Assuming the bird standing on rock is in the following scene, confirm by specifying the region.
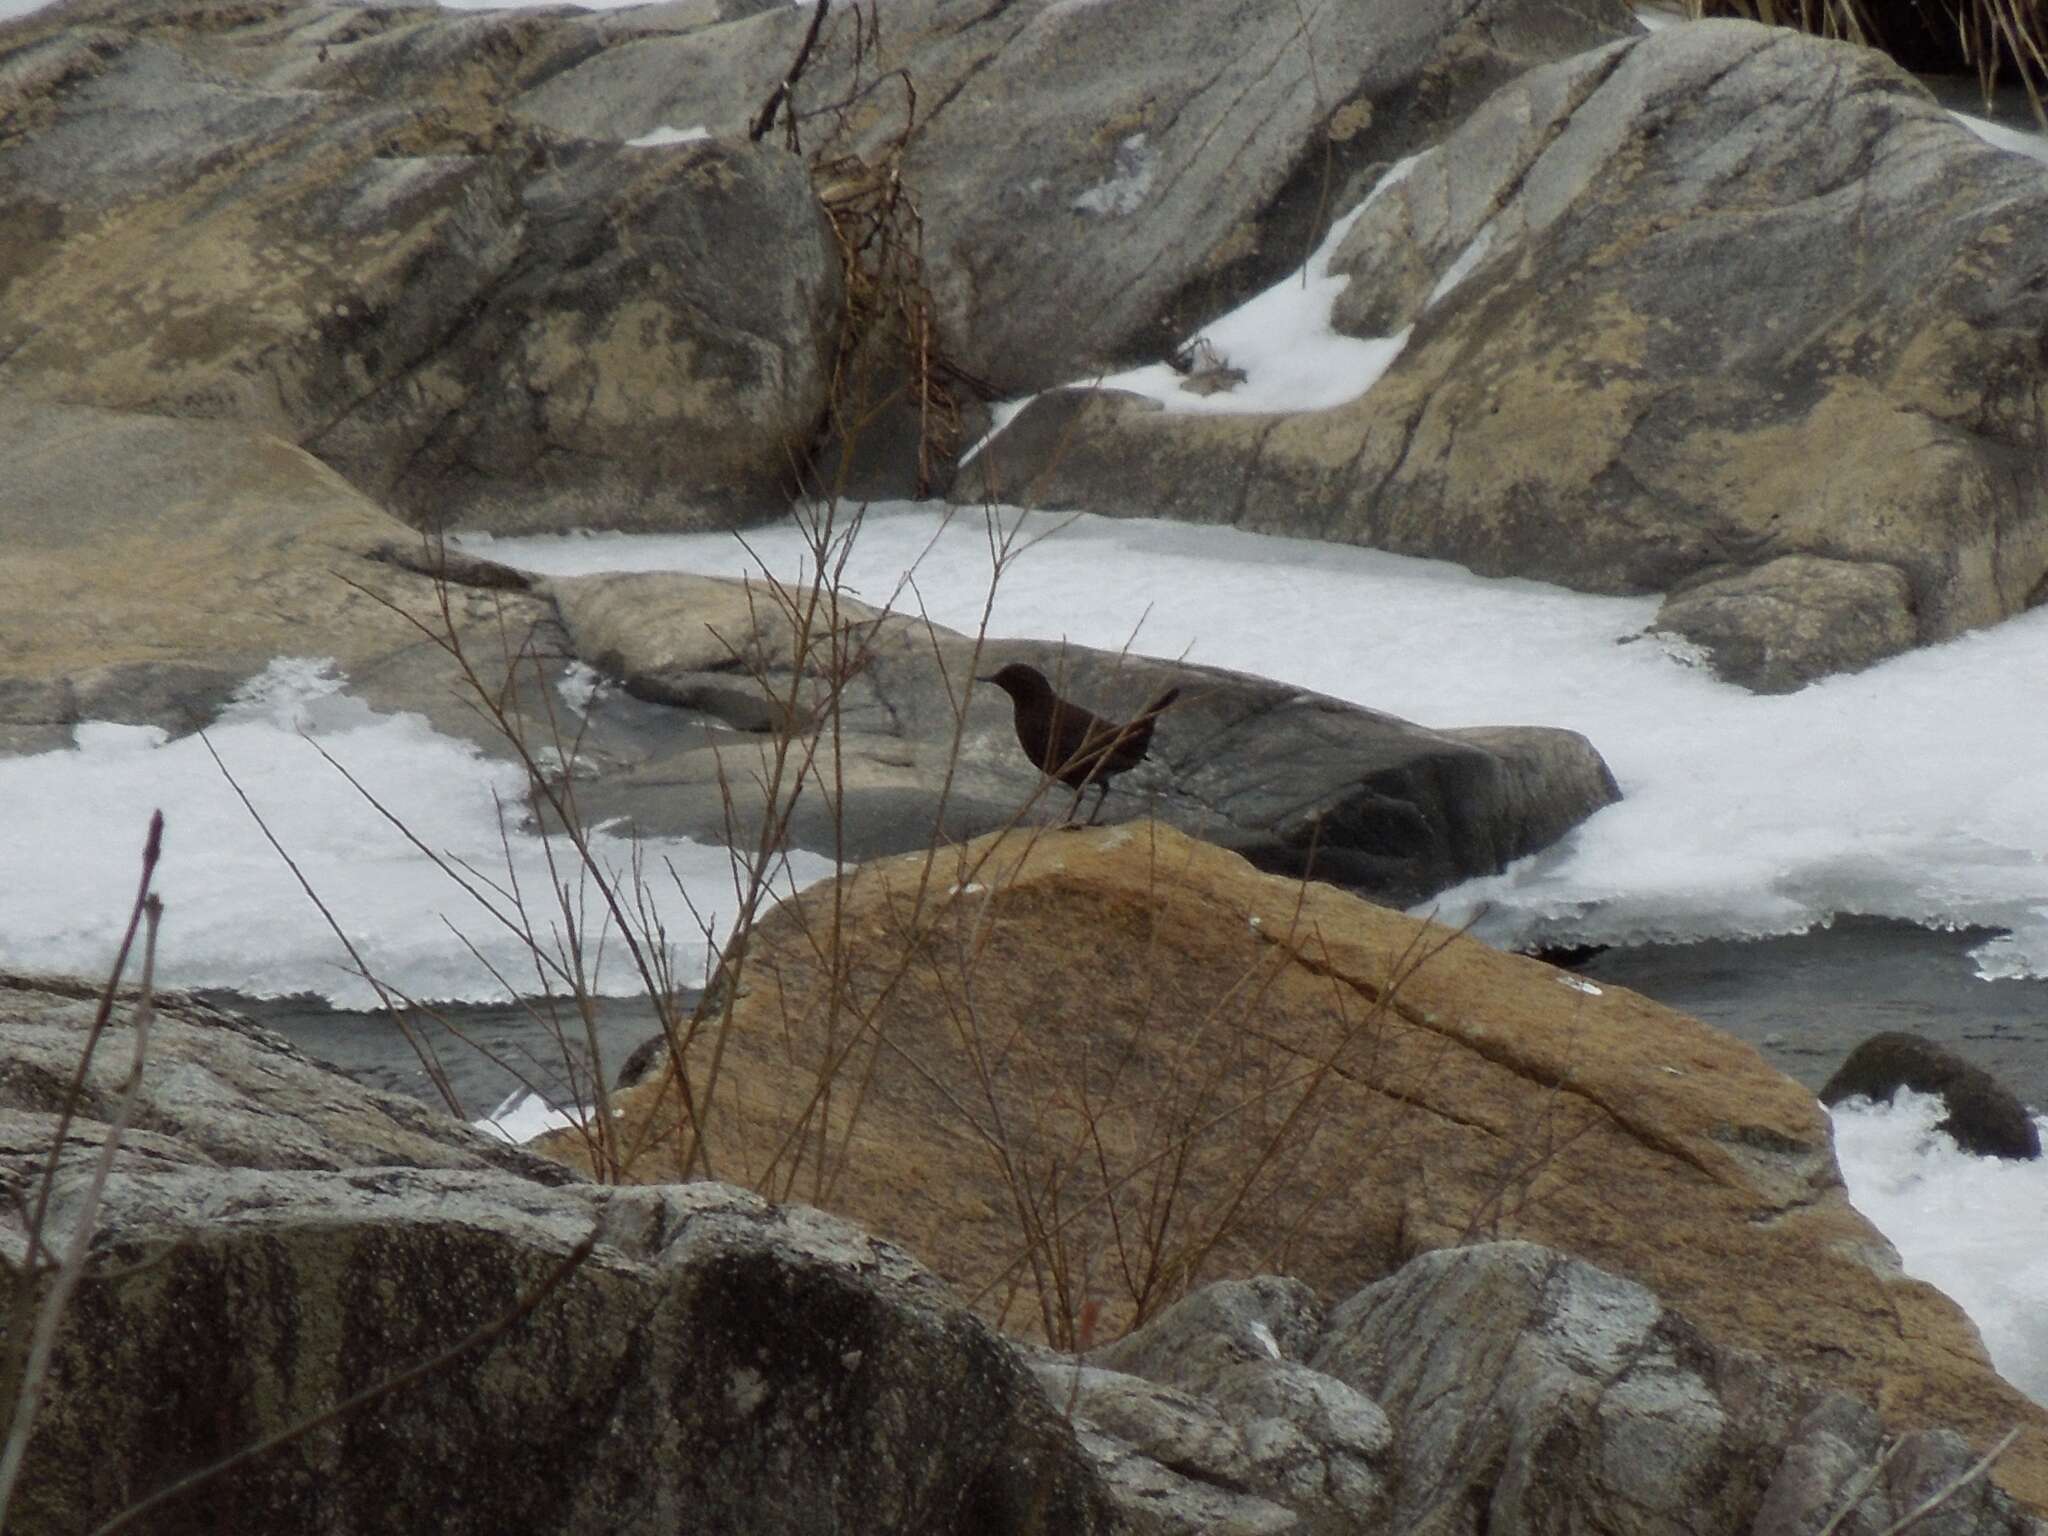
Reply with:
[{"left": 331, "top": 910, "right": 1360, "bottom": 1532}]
[{"left": 978, "top": 662, "right": 1181, "bottom": 826}]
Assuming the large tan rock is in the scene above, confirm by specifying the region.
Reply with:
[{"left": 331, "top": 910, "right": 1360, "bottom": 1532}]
[{"left": 560, "top": 820, "right": 2048, "bottom": 1511}]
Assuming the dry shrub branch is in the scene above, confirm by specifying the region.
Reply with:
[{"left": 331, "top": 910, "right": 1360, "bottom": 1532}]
[{"left": 752, "top": 0, "right": 972, "bottom": 498}]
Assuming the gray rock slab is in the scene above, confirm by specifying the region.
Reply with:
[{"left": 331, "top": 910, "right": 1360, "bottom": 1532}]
[
  {"left": 1058, "top": 1277, "right": 1393, "bottom": 1533},
  {"left": 7, "top": 1170, "right": 1114, "bottom": 1534},
  {"left": 1651, "top": 555, "right": 1918, "bottom": 694},
  {"left": 0, "top": 973, "right": 578, "bottom": 1181},
  {"left": 509, "top": 0, "right": 1638, "bottom": 394},
  {"left": 1059, "top": 1418, "right": 1299, "bottom": 1536},
  {"left": 1048, "top": 1251, "right": 2047, "bottom": 1536},
  {"left": 1309, "top": 1241, "right": 2042, "bottom": 1536},
  {"left": 1094, "top": 1275, "right": 1329, "bottom": 1389},
  {"left": 540, "top": 568, "right": 1621, "bottom": 905}
]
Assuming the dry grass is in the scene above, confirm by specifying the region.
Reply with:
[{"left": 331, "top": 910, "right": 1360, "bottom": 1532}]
[{"left": 1671, "top": 0, "right": 2048, "bottom": 125}]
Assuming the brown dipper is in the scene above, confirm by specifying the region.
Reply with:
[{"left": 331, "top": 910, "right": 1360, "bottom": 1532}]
[{"left": 978, "top": 662, "right": 1181, "bottom": 825}]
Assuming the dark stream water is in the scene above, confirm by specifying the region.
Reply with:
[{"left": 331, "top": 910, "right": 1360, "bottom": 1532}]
[
  {"left": 215, "top": 991, "right": 672, "bottom": 1123},
  {"left": 1580, "top": 917, "right": 2048, "bottom": 1113},
  {"left": 223, "top": 917, "right": 2048, "bottom": 1123}
]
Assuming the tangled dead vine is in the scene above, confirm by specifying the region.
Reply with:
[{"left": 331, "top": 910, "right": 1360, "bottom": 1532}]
[{"left": 752, "top": 0, "right": 980, "bottom": 497}]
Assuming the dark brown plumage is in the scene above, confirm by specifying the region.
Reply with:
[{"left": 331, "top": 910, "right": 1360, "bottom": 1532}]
[{"left": 978, "top": 662, "right": 1181, "bottom": 825}]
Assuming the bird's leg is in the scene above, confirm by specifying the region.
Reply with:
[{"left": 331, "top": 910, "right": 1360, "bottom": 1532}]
[
  {"left": 1062, "top": 782, "right": 1086, "bottom": 825},
  {"left": 1085, "top": 779, "right": 1110, "bottom": 826}
]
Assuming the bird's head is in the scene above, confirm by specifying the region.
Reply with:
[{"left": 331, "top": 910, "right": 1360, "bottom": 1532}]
[{"left": 976, "top": 662, "right": 1052, "bottom": 701}]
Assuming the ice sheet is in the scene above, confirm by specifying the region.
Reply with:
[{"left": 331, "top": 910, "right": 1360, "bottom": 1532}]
[{"left": 463, "top": 505, "right": 2048, "bottom": 983}]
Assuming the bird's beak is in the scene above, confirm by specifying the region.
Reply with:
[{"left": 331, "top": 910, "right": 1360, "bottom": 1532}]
[{"left": 974, "top": 673, "right": 996, "bottom": 684}]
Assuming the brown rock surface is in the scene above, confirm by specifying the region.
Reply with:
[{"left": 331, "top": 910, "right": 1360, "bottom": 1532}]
[
  {"left": 0, "top": 0, "right": 840, "bottom": 532},
  {"left": 552, "top": 820, "right": 2048, "bottom": 1511},
  {"left": 0, "top": 398, "right": 558, "bottom": 753}
]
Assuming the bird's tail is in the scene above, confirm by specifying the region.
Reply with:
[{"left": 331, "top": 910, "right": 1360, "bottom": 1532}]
[
  {"left": 1141, "top": 687, "right": 1182, "bottom": 719},
  {"left": 1118, "top": 687, "right": 1181, "bottom": 756}
]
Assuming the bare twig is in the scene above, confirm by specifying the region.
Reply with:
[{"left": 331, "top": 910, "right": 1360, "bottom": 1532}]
[
  {"left": 0, "top": 834, "right": 163, "bottom": 1526},
  {"left": 750, "top": 0, "right": 831, "bottom": 146},
  {"left": 1876, "top": 1428, "right": 2021, "bottom": 1536},
  {"left": 14, "top": 811, "right": 164, "bottom": 1274},
  {"left": 1812, "top": 1435, "right": 1908, "bottom": 1536}
]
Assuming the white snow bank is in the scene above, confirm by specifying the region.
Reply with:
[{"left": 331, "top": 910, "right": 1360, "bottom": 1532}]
[
  {"left": 473, "top": 1088, "right": 586, "bottom": 1143},
  {"left": 967, "top": 157, "right": 1420, "bottom": 461},
  {"left": 626, "top": 125, "right": 712, "bottom": 147},
  {"left": 1833, "top": 1092, "right": 2048, "bottom": 1405},
  {"left": 2, "top": 658, "right": 834, "bottom": 1008}
]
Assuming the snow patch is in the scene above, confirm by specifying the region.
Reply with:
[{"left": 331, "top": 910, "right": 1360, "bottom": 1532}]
[
  {"left": 1833, "top": 1091, "right": 2048, "bottom": 1404},
  {"left": 1071, "top": 134, "right": 1158, "bottom": 217},
  {"left": 627, "top": 124, "right": 713, "bottom": 148}
]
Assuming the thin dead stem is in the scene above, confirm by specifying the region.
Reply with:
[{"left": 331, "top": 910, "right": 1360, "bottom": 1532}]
[
  {"left": 201, "top": 732, "right": 465, "bottom": 1118},
  {"left": 0, "top": 815, "right": 165, "bottom": 1527}
]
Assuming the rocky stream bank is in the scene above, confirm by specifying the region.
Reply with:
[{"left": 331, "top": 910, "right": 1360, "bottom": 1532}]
[{"left": 10, "top": 0, "right": 2048, "bottom": 1525}]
